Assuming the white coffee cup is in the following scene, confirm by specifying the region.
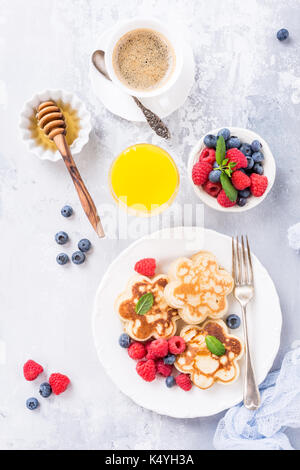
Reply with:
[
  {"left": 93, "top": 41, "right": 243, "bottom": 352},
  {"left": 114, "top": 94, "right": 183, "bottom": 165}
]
[{"left": 104, "top": 17, "right": 183, "bottom": 101}]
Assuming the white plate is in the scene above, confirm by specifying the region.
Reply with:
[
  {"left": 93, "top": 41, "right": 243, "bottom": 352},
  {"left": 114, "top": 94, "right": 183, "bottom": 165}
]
[
  {"left": 89, "top": 29, "right": 195, "bottom": 121},
  {"left": 187, "top": 127, "right": 276, "bottom": 212},
  {"left": 92, "top": 227, "right": 282, "bottom": 418}
]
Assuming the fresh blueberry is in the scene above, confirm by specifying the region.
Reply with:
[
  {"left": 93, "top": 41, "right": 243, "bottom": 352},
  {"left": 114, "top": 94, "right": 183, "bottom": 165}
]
[
  {"left": 119, "top": 333, "right": 131, "bottom": 348},
  {"left": 55, "top": 231, "right": 68, "bottom": 245},
  {"left": 277, "top": 28, "right": 289, "bottom": 41},
  {"left": 252, "top": 151, "right": 264, "bottom": 163},
  {"left": 237, "top": 197, "right": 247, "bottom": 207},
  {"left": 72, "top": 251, "right": 86, "bottom": 265},
  {"left": 61, "top": 205, "right": 73, "bottom": 218},
  {"left": 246, "top": 156, "right": 254, "bottom": 170},
  {"left": 226, "top": 136, "right": 240, "bottom": 149},
  {"left": 238, "top": 188, "right": 251, "bottom": 198},
  {"left": 239, "top": 143, "right": 252, "bottom": 156},
  {"left": 165, "top": 376, "right": 176, "bottom": 388},
  {"left": 78, "top": 238, "right": 91, "bottom": 252},
  {"left": 251, "top": 140, "right": 262, "bottom": 153},
  {"left": 253, "top": 163, "right": 264, "bottom": 175},
  {"left": 217, "top": 128, "right": 230, "bottom": 141},
  {"left": 39, "top": 382, "right": 52, "bottom": 398},
  {"left": 26, "top": 397, "right": 39, "bottom": 410},
  {"left": 213, "top": 161, "right": 219, "bottom": 169},
  {"left": 163, "top": 354, "right": 176, "bottom": 365},
  {"left": 209, "top": 169, "right": 221, "bottom": 183},
  {"left": 204, "top": 134, "right": 217, "bottom": 148},
  {"left": 226, "top": 314, "right": 241, "bottom": 329},
  {"left": 56, "top": 253, "right": 69, "bottom": 265}
]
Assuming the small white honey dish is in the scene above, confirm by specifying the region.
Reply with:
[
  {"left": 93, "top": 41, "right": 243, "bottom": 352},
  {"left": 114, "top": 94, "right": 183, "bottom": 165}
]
[{"left": 19, "top": 89, "right": 92, "bottom": 162}]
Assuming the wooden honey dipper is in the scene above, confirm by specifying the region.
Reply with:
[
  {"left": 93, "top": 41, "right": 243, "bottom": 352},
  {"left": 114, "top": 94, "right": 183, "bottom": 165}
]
[{"left": 37, "top": 101, "right": 105, "bottom": 238}]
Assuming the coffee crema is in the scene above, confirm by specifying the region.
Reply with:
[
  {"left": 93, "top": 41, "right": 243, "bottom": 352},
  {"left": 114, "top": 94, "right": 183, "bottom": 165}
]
[{"left": 112, "top": 28, "right": 175, "bottom": 91}]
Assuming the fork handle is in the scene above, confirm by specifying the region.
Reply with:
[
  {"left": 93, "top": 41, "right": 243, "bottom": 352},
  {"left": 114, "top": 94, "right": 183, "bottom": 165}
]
[{"left": 242, "top": 305, "right": 261, "bottom": 410}]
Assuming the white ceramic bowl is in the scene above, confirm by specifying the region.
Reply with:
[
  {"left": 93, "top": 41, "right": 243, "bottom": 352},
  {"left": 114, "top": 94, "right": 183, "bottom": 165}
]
[
  {"left": 187, "top": 127, "right": 276, "bottom": 212},
  {"left": 19, "top": 89, "right": 92, "bottom": 162}
]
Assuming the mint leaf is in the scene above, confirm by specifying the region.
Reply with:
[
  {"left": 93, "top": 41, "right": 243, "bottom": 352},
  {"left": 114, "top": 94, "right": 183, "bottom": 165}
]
[
  {"left": 222, "top": 158, "right": 229, "bottom": 166},
  {"left": 135, "top": 292, "right": 154, "bottom": 315},
  {"left": 205, "top": 335, "right": 226, "bottom": 356},
  {"left": 220, "top": 173, "right": 238, "bottom": 202},
  {"left": 216, "top": 136, "right": 226, "bottom": 166}
]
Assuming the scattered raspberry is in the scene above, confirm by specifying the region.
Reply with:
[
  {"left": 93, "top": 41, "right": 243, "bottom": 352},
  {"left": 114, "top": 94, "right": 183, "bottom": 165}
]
[
  {"left": 192, "top": 162, "right": 212, "bottom": 185},
  {"left": 156, "top": 359, "right": 173, "bottom": 377},
  {"left": 145, "top": 341, "right": 157, "bottom": 360},
  {"left": 148, "top": 338, "right": 169, "bottom": 358},
  {"left": 49, "top": 373, "right": 70, "bottom": 395},
  {"left": 23, "top": 360, "right": 43, "bottom": 381},
  {"left": 231, "top": 170, "right": 251, "bottom": 190},
  {"left": 226, "top": 148, "right": 247, "bottom": 170},
  {"left": 128, "top": 342, "right": 146, "bottom": 360},
  {"left": 168, "top": 336, "right": 186, "bottom": 355},
  {"left": 175, "top": 373, "right": 192, "bottom": 391},
  {"left": 250, "top": 174, "right": 268, "bottom": 197},
  {"left": 136, "top": 359, "right": 156, "bottom": 382},
  {"left": 134, "top": 258, "right": 156, "bottom": 277},
  {"left": 202, "top": 180, "right": 222, "bottom": 198},
  {"left": 199, "top": 147, "right": 216, "bottom": 165},
  {"left": 217, "top": 189, "right": 237, "bottom": 208}
]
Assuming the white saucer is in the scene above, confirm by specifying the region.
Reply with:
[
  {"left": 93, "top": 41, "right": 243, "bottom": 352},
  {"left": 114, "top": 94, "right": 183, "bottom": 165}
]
[{"left": 89, "top": 30, "right": 195, "bottom": 122}]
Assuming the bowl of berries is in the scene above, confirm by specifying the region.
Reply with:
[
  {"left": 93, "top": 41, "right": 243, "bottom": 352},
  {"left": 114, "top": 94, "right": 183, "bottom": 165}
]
[{"left": 188, "top": 127, "right": 276, "bottom": 212}]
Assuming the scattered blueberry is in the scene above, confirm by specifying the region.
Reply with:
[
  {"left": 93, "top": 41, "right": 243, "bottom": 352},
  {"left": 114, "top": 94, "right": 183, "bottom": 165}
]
[
  {"left": 277, "top": 28, "right": 289, "bottom": 41},
  {"left": 246, "top": 156, "right": 254, "bottom": 170},
  {"left": 253, "top": 163, "right": 264, "bottom": 175},
  {"left": 119, "top": 333, "right": 131, "bottom": 348},
  {"left": 55, "top": 231, "right": 68, "bottom": 245},
  {"left": 226, "top": 314, "right": 241, "bottom": 329},
  {"left": 72, "top": 251, "right": 86, "bottom": 265},
  {"left": 251, "top": 140, "right": 262, "bottom": 153},
  {"left": 209, "top": 169, "right": 221, "bottom": 183},
  {"left": 237, "top": 197, "right": 247, "bottom": 207},
  {"left": 238, "top": 188, "right": 251, "bottom": 198},
  {"left": 165, "top": 376, "right": 176, "bottom": 388},
  {"left": 56, "top": 253, "right": 69, "bottom": 265},
  {"left": 39, "top": 382, "right": 52, "bottom": 398},
  {"left": 26, "top": 397, "right": 39, "bottom": 410},
  {"left": 226, "top": 136, "right": 241, "bottom": 149},
  {"left": 204, "top": 134, "right": 217, "bottom": 148},
  {"left": 239, "top": 143, "right": 252, "bottom": 156},
  {"left": 61, "top": 205, "right": 73, "bottom": 218},
  {"left": 78, "top": 239, "right": 91, "bottom": 252},
  {"left": 252, "top": 151, "right": 264, "bottom": 163},
  {"left": 163, "top": 354, "right": 176, "bottom": 365},
  {"left": 217, "top": 128, "right": 230, "bottom": 141}
]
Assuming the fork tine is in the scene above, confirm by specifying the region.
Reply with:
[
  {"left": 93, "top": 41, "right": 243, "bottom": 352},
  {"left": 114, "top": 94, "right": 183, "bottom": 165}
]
[
  {"left": 232, "top": 237, "right": 237, "bottom": 283},
  {"left": 246, "top": 235, "right": 253, "bottom": 284},
  {"left": 236, "top": 236, "right": 242, "bottom": 285},
  {"left": 241, "top": 235, "right": 249, "bottom": 284}
]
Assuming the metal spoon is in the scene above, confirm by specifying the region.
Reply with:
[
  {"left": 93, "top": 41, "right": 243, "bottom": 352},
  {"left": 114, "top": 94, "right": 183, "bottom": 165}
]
[{"left": 91, "top": 50, "right": 171, "bottom": 140}]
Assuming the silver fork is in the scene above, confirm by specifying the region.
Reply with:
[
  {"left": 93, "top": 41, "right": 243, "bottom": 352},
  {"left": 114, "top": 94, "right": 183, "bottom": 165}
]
[{"left": 232, "top": 235, "right": 260, "bottom": 410}]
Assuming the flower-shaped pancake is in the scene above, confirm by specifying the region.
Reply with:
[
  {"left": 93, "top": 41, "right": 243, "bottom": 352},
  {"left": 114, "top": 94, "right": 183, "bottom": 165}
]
[
  {"left": 116, "top": 274, "right": 180, "bottom": 341},
  {"left": 175, "top": 320, "right": 244, "bottom": 389},
  {"left": 164, "top": 251, "right": 234, "bottom": 324}
]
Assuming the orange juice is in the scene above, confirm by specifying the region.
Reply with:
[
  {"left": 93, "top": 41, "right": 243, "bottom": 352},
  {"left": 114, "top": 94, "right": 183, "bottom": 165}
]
[{"left": 110, "top": 144, "right": 179, "bottom": 215}]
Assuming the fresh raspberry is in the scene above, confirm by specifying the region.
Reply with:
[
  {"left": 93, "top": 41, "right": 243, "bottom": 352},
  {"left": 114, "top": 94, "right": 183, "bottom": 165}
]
[
  {"left": 250, "top": 174, "right": 268, "bottom": 197},
  {"left": 156, "top": 359, "right": 173, "bottom": 377},
  {"left": 49, "top": 373, "right": 70, "bottom": 395},
  {"left": 145, "top": 341, "right": 157, "bottom": 360},
  {"left": 202, "top": 181, "right": 222, "bottom": 198},
  {"left": 168, "top": 336, "right": 186, "bottom": 354},
  {"left": 175, "top": 373, "right": 192, "bottom": 391},
  {"left": 23, "top": 360, "right": 43, "bottom": 381},
  {"left": 128, "top": 342, "right": 146, "bottom": 360},
  {"left": 136, "top": 359, "right": 156, "bottom": 382},
  {"left": 226, "top": 148, "right": 247, "bottom": 170},
  {"left": 192, "top": 162, "right": 212, "bottom": 185},
  {"left": 231, "top": 170, "right": 251, "bottom": 190},
  {"left": 199, "top": 147, "right": 216, "bottom": 165},
  {"left": 217, "top": 189, "right": 237, "bottom": 208},
  {"left": 148, "top": 338, "right": 169, "bottom": 358},
  {"left": 134, "top": 258, "right": 156, "bottom": 277}
]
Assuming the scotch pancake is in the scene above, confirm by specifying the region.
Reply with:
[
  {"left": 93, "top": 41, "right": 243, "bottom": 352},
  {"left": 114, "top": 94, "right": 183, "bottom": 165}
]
[
  {"left": 164, "top": 251, "right": 234, "bottom": 324},
  {"left": 175, "top": 320, "right": 244, "bottom": 389},
  {"left": 116, "top": 274, "right": 180, "bottom": 341}
]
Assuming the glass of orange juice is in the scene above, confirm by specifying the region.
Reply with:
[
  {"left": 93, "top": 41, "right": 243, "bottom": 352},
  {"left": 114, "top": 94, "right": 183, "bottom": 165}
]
[{"left": 109, "top": 143, "right": 179, "bottom": 216}]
